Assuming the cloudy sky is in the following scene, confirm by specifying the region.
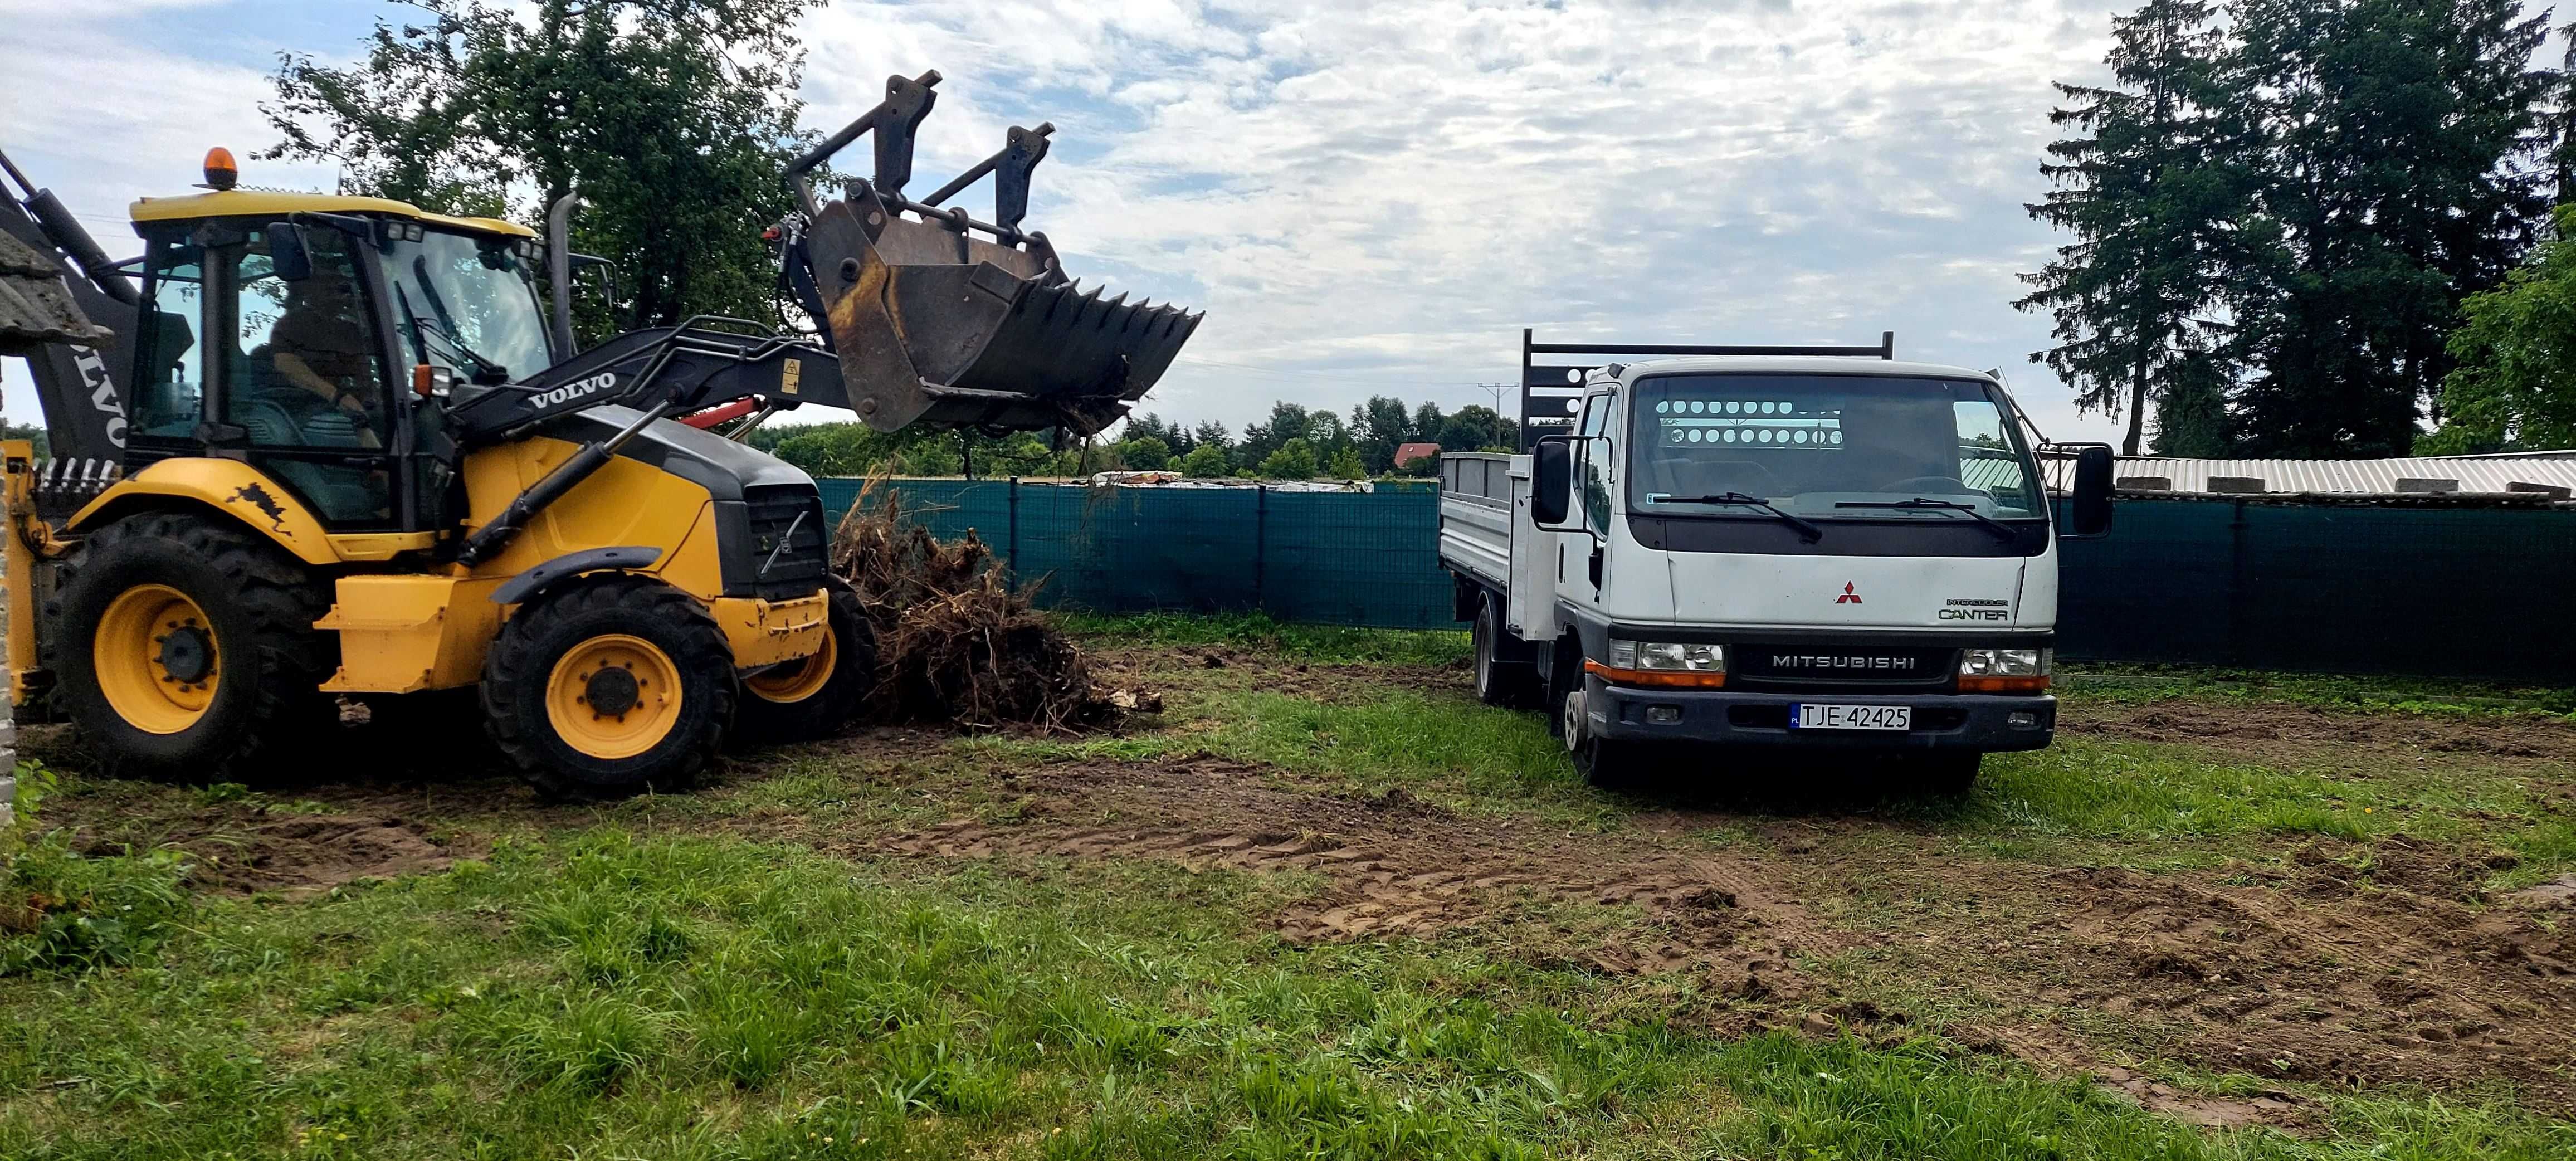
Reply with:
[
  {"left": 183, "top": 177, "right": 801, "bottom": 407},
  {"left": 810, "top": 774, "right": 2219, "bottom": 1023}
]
[{"left": 1, "top": 0, "right": 2141, "bottom": 445}]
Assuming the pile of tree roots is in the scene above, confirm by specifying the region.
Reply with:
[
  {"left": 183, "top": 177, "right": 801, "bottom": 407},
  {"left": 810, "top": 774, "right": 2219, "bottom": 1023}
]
[{"left": 830, "top": 491, "right": 1144, "bottom": 732}]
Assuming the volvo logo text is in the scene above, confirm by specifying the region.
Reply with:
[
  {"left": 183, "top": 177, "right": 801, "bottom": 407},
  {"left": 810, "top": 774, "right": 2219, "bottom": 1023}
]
[{"left": 532, "top": 371, "right": 617, "bottom": 409}]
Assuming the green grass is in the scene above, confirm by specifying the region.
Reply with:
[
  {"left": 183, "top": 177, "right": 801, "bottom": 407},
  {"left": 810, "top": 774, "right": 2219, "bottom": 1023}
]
[
  {"left": 2061, "top": 665, "right": 2576, "bottom": 719},
  {"left": 1060, "top": 611, "right": 1473, "bottom": 666},
  {"left": 6, "top": 830, "right": 2570, "bottom": 1160},
  {"left": 980, "top": 661, "right": 2576, "bottom": 880},
  {"left": 9, "top": 621, "right": 2575, "bottom": 1157}
]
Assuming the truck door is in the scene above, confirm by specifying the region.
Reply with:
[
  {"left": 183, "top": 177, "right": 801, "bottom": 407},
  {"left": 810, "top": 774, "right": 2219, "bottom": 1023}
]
[{"left": 1565, "top": 390, "right": 1612, "bottom": 605}]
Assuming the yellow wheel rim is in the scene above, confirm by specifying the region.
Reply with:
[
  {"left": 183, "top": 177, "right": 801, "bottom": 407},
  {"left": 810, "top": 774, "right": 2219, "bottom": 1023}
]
[
  {"left": 743, "top": 628, "right": 837, "bottom": 705},
  {"left": 545, "top": 635, "right": 684, "bottom": 760},
  {"left": 93, "top": 583, "right": 221, "bottom": 735}
]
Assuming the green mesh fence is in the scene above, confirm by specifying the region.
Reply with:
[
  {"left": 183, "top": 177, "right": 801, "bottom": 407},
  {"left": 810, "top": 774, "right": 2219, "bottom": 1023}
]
[{"left": 820, "top": 479, "right": 2576, "bottom": 681}]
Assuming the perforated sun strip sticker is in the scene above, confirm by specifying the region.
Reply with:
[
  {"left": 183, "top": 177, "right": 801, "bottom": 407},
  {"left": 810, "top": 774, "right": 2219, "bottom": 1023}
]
[{"left": 1654, "top": 398, "right": 1844, "bottom": 449}]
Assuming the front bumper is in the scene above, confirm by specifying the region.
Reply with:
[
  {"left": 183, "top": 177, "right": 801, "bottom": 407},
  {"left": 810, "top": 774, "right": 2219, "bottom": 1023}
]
[{"left": 1588, "top": 681, "right": 2056, "bottom": 751}]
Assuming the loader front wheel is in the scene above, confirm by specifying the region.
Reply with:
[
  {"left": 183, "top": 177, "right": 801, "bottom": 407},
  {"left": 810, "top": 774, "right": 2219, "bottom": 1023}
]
[
  {"left": 48, "top": 511, "right": 336, "bottom": 780},
  {"left": 483, "top": 577, "right": 732, "bottom": 799},
  {"left": 732, "top": 579, "right": 876, "bottom": 745}
]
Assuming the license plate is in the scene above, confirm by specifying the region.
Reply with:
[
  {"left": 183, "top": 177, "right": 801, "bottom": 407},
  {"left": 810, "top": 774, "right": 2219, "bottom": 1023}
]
[{"left": 1790, "top": 703, "right": 1912, "bottom": 731}]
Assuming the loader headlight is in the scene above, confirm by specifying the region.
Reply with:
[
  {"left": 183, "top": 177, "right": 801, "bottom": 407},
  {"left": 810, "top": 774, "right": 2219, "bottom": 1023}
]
[
  {"left": 1958, "top": 648, "right": 2050, "bottom": 692},
  {"left": 1592, "top": 640, "right": 1725, "bottom": 688}
]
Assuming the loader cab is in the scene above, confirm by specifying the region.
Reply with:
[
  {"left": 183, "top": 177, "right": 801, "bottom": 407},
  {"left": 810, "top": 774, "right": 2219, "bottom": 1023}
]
[{"left": 125, "top": 189, "right": 550, "bottom": 536}]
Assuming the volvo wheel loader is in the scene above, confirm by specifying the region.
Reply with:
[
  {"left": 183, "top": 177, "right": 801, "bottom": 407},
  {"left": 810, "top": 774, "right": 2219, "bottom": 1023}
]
[{"left": 0, "top": 70, "right": 1201, "bottom": 797}]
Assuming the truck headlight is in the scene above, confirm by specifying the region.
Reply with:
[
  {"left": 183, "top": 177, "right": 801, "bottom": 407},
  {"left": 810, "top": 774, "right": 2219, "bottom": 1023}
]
[
  {"left": 1593, "top": 641, "right": 1725, "bottom": 687},
  {"left": 1958, "top": 647, "right": 2050, "bottom": 692}
]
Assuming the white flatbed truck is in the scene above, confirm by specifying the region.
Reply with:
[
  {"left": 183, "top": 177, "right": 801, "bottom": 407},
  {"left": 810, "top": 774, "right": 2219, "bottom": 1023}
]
[{"left": 1438, "top": 335, "right": 2113, "bottom": 789}]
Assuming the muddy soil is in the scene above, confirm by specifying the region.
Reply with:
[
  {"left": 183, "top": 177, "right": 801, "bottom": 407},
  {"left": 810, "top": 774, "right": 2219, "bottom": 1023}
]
[
  {"left": 2062, "top": 697, "right": 2576, "bottom": 775},
  {"left": 74, "top": 808, "right": 456, "bottom": 897},
  {"left": 861, "top": 754, "right": 2576, "bottom": 1120}
]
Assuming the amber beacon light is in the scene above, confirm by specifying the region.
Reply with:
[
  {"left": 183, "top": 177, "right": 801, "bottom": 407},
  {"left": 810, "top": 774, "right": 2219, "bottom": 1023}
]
[{"left": 201, "top": 147, "right": 237, "bottom": 191}]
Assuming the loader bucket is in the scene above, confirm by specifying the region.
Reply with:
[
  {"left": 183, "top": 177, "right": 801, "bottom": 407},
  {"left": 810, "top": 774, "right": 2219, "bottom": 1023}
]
[{"left": 803, "top": 196, "right": 1202, "bottom": 436}]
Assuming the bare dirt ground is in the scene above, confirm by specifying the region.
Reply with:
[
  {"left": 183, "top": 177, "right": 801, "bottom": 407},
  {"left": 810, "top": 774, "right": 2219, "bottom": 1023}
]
[
  {"left": 29, "top": 659, "right": 2576, "bottom": 1128},
  {"left": 847, "top": 747, "right": 2576, "bottom": 1124},
  {"left": 2062, "top": 696, "right": 2576, "bottom": 773},
  {"left": 74, "top": 807, "right": 457, "bottom": 897}
]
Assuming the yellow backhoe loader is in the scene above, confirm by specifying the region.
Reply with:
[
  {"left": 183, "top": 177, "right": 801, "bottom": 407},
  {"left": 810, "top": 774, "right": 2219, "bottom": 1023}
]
[{"left": 0, "top": 71, "right": 1201, "bottom": 797}]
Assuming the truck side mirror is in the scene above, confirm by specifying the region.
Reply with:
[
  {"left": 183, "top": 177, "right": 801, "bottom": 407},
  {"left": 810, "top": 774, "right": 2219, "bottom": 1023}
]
[
  {"left": 1531, "top": 436, "right": 1574, "bottom": 527},
  {"left": 264, "top": 221, "right": 312, "bottom": 281},
  {"left": 2065, "top": 444, "right": 2114, "bottom": 538}
]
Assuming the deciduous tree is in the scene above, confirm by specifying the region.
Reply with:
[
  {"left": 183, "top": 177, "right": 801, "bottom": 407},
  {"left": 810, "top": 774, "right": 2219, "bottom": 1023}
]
[{"left": 264, "top": 0, "right": 822, "bottom": 339}]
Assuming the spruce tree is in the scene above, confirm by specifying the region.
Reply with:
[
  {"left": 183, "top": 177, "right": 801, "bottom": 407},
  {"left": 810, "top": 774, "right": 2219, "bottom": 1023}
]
[
  {"left": 2019, "top": 0, "right": 2247, "bottom": 455},
  {"left": 2224, "top": 0, "right": 2555, "bottom": 455}
]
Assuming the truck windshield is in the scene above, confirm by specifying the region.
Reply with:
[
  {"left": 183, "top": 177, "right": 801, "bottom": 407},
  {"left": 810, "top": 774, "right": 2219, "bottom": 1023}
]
[
  {"left": 1627, "top": 374, "right": 2045, "bottom": 520},
  {"left": 376, "top": 228, "right": 551, "bottom": 383}
]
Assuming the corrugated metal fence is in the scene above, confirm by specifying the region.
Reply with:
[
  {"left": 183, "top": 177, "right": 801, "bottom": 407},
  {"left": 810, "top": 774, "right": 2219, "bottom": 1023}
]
[{"left": 820, "top": 479, "right": 2576, "bottom": 683}]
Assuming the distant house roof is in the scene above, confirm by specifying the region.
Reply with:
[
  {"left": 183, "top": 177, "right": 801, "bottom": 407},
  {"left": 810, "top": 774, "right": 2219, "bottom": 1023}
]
[
  {"left": 1393, "top": 442, "right": 1441, "bottom": 467},
  {"left": 0, "top": 231, "right": 113, "bottom": 350},
  {"left": 2107, "top": 452, "right": 2576, "bottom": 498}
]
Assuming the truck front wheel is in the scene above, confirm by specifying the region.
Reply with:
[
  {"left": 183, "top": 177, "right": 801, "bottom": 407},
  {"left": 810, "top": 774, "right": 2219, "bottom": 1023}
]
[
  {"left": 1909, "top": 751, "right": 1982, "bottom": 796},
  {"left": 1559, "top": 680, "right": 1645, "bottom": 788}
]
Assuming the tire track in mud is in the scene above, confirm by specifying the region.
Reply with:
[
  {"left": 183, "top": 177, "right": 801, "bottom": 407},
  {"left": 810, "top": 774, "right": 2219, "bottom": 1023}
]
[
  {"left": 858, "top": 754, "right": 2576, "bottom": 1115},
  {"left": 883, "top": 760, "right": 1835, "bottom": 985}
]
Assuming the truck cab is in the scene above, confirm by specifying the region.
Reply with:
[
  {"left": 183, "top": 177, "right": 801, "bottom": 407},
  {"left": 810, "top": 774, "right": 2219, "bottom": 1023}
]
[{"left": 1441, "top": 343, "right": 2112, "bottom": 789}]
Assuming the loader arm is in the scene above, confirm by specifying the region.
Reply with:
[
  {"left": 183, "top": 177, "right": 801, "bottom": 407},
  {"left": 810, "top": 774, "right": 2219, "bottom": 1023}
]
[
  {"left": 0, "top": 148, "right": 139, "bottom": 476},
  {"left": 445, "top": 321, "right": 838, "bottom": 450}
]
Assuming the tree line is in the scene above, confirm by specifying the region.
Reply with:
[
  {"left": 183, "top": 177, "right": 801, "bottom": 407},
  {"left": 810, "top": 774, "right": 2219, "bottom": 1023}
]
[
  {"left": 2022, "top": 0, "right": 2576, "bottom": 456},
  {"left": 749, "top": 397, "right": 1519, "bottom": 480}
]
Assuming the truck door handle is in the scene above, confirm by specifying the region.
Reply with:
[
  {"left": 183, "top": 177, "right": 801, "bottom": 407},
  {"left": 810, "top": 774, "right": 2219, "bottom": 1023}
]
[{"left": 1587, "top": 542, "right": 1603, "bottom": 589}]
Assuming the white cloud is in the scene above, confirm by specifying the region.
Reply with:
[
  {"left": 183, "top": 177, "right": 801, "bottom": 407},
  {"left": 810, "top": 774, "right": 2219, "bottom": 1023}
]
[
  {"left": 791, "top": 0, "right": 2128, "bottom": 441},
  {"left": 4, "top": 0, "right": 2138, "bottom": 445}
]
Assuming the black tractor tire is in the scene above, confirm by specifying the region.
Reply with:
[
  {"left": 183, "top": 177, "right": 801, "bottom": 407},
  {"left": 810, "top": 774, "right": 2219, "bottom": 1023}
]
[
  {"left": 480, "top": 575, "right": 734, "bottom": 801},
  {"left": 731, "top": 578, "right": 877, "bottom": 745},
  {"left": 1472, "top": 596, "right": 1541, "bottom": 709},
  {"left": 46, "top": 510, "right": 337, "bottom": 781}
]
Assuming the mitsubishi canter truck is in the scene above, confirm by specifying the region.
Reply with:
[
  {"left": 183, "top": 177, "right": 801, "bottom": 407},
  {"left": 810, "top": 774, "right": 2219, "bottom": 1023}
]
[{"left": 1438, "top": 333, "right": 2114, "bottom": 790}]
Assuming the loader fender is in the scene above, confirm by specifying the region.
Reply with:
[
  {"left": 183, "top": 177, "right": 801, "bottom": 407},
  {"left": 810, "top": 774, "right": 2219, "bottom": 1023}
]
[
  {"left": 490, "top": 546, "right": 665, "bottom": 606},
  {"left": 68, "top": 461, "right": 338, "bottom": 567}
]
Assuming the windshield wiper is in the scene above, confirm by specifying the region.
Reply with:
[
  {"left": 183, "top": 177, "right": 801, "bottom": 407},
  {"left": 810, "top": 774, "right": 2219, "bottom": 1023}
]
[
  {"left": 404, "top": 261, "right": 511, "bottom": 384},
  {"left": 1647, "top": 491, "right": 1823, "bottom": 543},
  {"left": 1834, "top": 497, "right": 2019, "bottom": 542}
]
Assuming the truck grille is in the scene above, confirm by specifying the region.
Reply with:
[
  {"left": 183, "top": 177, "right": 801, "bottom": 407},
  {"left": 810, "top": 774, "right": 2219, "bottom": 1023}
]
[
  {"left": 1729, "top": 645, "right": 1955, "bottom": 692},
  {"left": 744, "top": 485, "right": 831, "bottom": 600}
]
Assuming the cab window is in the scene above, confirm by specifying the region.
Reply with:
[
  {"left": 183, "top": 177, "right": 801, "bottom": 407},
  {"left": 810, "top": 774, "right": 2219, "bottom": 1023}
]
[
  {"left": 224, "top": 228, "right": 387, "bottom": 452},
  {"left": 133, "top": 234, "right": 205, "bottom": 441},
  {"left": 217, "top": 223, "right": 396, "bottom": 526},
  {"left": 1577, "top": 389, "right": 1614, "bottom": 533}
]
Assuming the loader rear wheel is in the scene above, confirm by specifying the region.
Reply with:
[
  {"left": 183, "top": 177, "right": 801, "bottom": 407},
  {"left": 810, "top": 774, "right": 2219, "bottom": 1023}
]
[
  {"left": 482, "top": 576, "right": 732, "bottom": 800},
  {"left": 733, "top": 579, "right": 876, "bottom": 745},
  {"left": 48, "top": 511, "right": 335, "bottom": 780}
]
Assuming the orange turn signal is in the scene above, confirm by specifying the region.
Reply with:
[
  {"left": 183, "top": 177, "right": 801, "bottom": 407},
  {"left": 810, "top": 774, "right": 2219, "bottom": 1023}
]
[
  {"left": 1584, "top": 660, "right": 1725, "bottom": 689},
  {"left": 413, "top": 363, "right": 435, "bottom": 398},
  {"left": 202, "top": 147, "right": 238, "bottom": 191},
  {"left": 1958, "top": 674, "right": 2050, "bottom": 694}
]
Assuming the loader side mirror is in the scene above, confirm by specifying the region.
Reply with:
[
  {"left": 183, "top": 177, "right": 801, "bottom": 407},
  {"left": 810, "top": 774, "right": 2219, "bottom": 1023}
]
[
  {"left": 264, "top": 221, "right": 312, "bottom": 281},
  {"left": 2062, "top": 444, "right": 2115, "bottom": 539},
  {"left": 1531, "top": 436, "right": 1575, "bottom": 528}
]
